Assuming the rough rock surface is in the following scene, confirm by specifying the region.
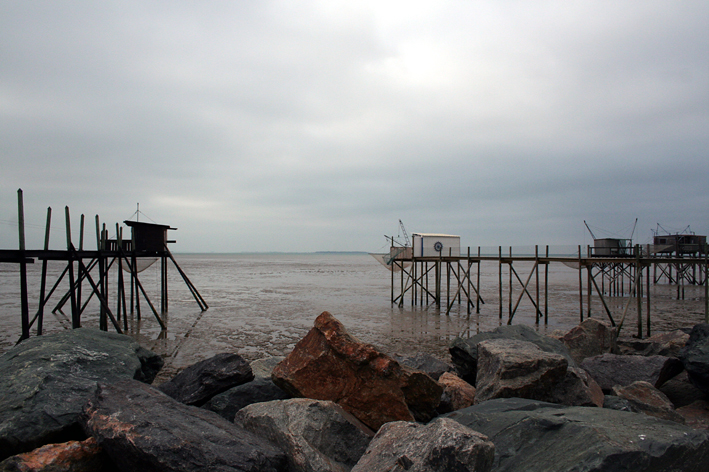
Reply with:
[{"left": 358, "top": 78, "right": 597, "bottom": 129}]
[
  {"left": 446, "top": 397, "right": 709, "bottom": 472},
  {"left": 0, "top": 437, "right": 111, "bottom": 472},
  {"left": 437, "top": 372, "right": 476, "bottom": 413},
  {"left": 251, "top": 356, "right": 286, "bottom": 379},
  {"left": 613, "top": 380, "right": 684, "bottom": 423},
  {"left": 618, "top": 330, "right": 689, "bottom": 357},
  {"left": 394, "top": 352, "right": 455, "bottom": 380},
  {"left": 677, "top": 400, "right": 709, "bottom": 430},
  {"left": 543, "top": 366, "right": 604, "bottom": 407},
  {"left": 679, "top": 323, "right": 709, "bottom": 394},
  {"left": 204, "top": 377, "right": 291, "bottom": 422},
  {"left": 351, "top": 418, "right": 494, "bottom": 472},
  {"left": 0, "top": 328, "right": 163, "bottom": 460},
  {"left": 659, "top": 370, "right": 709, "bottom": 408},
  {"left": 474, "top": 339, "right": 568, "bottom": 404},
  {"left": 81, "top": 379, "right": 287, "bottom": 472},
  {"left": 157, "top": 352, "right": 253, "bottom": 406},
  {"left": 271, "top": 312, "right": 442, "bottom": 430},
  {"left": 560, "top": 318, "right": 617, "bottom": 363},
  {"left": 236, "top": 398, "right": 373, "bottom": 472},
  {"left": 449, "top": 324, "right": 576, "bottom": 384},
  {"left": 580, "top": 353, "right": 684, "bottom": 392}
]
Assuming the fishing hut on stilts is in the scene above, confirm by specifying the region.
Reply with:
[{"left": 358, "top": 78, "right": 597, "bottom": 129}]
[
  {"left": 373, "top": 219, "right": 708, "bottom": 340},
  {"left": 0, "top": 189, "right": 207, "bottom": 343}
]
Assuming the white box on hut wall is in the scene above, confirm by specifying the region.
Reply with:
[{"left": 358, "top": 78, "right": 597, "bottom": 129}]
[{"left": 412, "top": 233, "right": 460, "bottom": 258}]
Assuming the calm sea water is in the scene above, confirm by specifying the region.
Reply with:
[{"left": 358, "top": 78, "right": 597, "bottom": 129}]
[{"left": 1, "top": 252, "right": 706, "bottom": 379}]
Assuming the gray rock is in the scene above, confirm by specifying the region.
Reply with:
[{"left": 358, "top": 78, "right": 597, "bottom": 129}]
[
  {"left": 450, "top": 324, "right": 576, "bottom": 384},
  {"left": 679, "top": 323, "right": 709, "bottom": 394},
  {"left": 543, "top": 366, "right": 604, "bottom": 407},
  {"left": 613, "top": 380, "right": 685, "bottom": 424},
  {"left": 251, "top": 356, "right": 286, "bottom": 379},
  {"left": 82, "top": 379, "right": 287, "bottom": 472},
  {"left": 446, "top": 397, "right": 709, "bottom": 472},
  {"left": 0, "top": 329, "right": 163, "bottom": 460},
  {"left": 203, "top": 377, "right": 291, "bottom": 422},
  {"left": 157, "top": 352, "right": 253, "bottom": 406},
  {"left": 604, "top": 395, "right": 643, "bottom": 413},
  {"left": 351, "top": 418, "right": 494, "bottom": 472},
  {"left": 618, "top": 330, "right": 689, "bottom": 357},
  {"left": 475, "top": 339, "right": 568, "bottom": 404},
  {"left": 236, "top": 398, "right": 373, "bottom": 472},
  {"left": 560, "top": 318, "right": 617, "bottom": 364},
  {"left": 394, "top": 352, "right": 455, "bottom": 380},
  {"left": 581, "top": 353, "right": 684, "bottom": 392}
]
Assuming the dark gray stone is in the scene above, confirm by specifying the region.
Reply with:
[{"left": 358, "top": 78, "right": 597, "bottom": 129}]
[
  {"left": 679, "top": 323, "right": 709, "bottom": 394},
  {"left": 604, "top": 395, "right": 643, "bottom": 413},
  {"left": 580, "top": 353, "right": 684, "bottom": 392},
  {"left": 446, "top": 397, "right": 709, "bottom": 472},
  {"left": 475, "top": 339, "right": 568, "bottom": 404},
  {"left": 394, "top": 352, "right": 455, "bottom": 380},
  {"left": 0, "top": 329, "right": 163, "bottom": 460},
  {"left": 203, "top": 377, "right": 291, "bottom": 422},
  {"left": 449, "top": 324, "right": 576, "bottom": 384},
  {"left": 82, "top": 379, "right": 287, "bottom": 472},
  {"left": 157, "top": 352, "right": 253, "bottom": 406},
  {"left": 236, "top": 398, "right": 373, "bottom": 472},
  {"left": 351, "top": 418, "right": 494, "bottom": 472}
]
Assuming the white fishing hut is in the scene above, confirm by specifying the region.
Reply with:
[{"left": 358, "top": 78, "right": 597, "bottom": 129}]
[{"left": 411, "top": 233, "right": 460, "bottom": 258}]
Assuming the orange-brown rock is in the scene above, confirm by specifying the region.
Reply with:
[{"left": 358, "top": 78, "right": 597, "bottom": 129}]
[
  {"left": 613, "top": 380, "right": 684, "bottom": 423},
  {"left": 0, "top": 437, "right": 109, "bottom": 472},
  {"left": 271, "top": 312, "right": 442, "bottom": 430},
  {"left": 438, "top": 372, "right": 476, "bottom": 412}
]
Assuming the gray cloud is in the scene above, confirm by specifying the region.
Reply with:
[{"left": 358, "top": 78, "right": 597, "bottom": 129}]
[{"left": 2, "top": 1, "right": 708, "bottom": 252}]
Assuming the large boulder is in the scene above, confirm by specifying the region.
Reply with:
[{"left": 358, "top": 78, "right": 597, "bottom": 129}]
[
  {"left": 81, "top": 379, "right": 287, "bottom": 472},
  {"left": 203, "top": 377, "right": 291, "bottom": 422},
  {"left": 236, "top": 398, "right": 373, "bottom": 472},
  {"left": 437, "top": 372, "right": 476, "bottom": 413},
  {"left": 157, "top": 352, "right": 253, "bottom": 406},
  {"left": 271, "top": 312, "right": 442, "bottom": 430},
  {"left": 679, "top": 324, "right": 709, "bottom": 394},
  {"left": 394, "top": 352, "right": 455, "bottom": 381},
  {"left": 0, "top": 329, "right": 163, "bottom": 460},
  {"left": 0, "top": 437, "right": 111, "bottom": 472},
  {"left": 446, "top": 397, "right": 709, "bottom": 472},
  {"left": 474, "top": 339, "right": 568, "bottom": 404},
  {"left": 560, "top": 318, "right": 617, "bottom": 363},
  {"left": 251, "top": 356, "right": 286, "bottom": 379},
  {"left": 612, "top": 381, "right": 684, "bottom": 423},
  {"left": 618, "top": 330, "right": 689, "bottom": 357},
  {"left": 545, "top": 367, "right": 604, "bottom": 408},
  {"left": 351, "top": 418, "right": 494, "bottom": 472},
  {"left": 677, "top": 400, "right": 709, "bottom": 430},
  {"left": 449, "top": 324, "right": 576, "bottom": 384},
  {"left": 580, "top": 353, "right": 684, "bottom": 392}
]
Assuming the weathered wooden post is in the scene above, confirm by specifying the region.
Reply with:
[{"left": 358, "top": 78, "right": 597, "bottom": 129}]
[
  {"left": 18, "top": 189, "right": 30, "bottom": 340},
  {"left": 37, "top": 207, "right": 52, "bottom": 335}
]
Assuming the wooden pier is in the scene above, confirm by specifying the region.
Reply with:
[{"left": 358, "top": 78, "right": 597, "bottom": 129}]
[
  {"left": 1, "top": 190, "right": 207, "bottom": 343},
  {"left": 390, "top": 244, "right": 709, "bottom": 339}
]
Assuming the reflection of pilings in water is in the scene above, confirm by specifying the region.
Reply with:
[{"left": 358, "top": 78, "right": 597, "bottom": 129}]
[{"left": 389, "top": 244, "right": 709, "bottom": 339}]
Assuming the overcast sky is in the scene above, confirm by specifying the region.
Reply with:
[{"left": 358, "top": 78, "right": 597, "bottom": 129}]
[{"left": 1, "top": 1, "right": 707, "bottom": 253}]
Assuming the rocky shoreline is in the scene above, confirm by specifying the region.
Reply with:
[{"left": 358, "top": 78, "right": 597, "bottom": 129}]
[{"left": 1, "top": 313, "right": 708, "bottom": 471}]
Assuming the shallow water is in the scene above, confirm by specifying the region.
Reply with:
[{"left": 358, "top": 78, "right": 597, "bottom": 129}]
[{"left": 1, "top": 253, "right": 706, "bottom": 381}]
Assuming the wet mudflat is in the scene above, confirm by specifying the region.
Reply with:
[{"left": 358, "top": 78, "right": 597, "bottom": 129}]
[{"left": 1, "top": 253, "right": 706, "bottom": 383}]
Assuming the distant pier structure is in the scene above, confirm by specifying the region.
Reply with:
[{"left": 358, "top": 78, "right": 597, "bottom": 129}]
[
  {"left": 375, "top": 221, "right": 708, "bottom": 339},
  {"left": 0, "top": 189, "right": 207, "bottom": 342}
]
